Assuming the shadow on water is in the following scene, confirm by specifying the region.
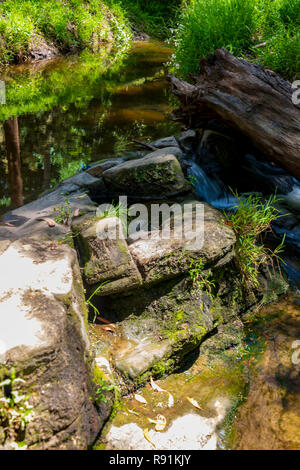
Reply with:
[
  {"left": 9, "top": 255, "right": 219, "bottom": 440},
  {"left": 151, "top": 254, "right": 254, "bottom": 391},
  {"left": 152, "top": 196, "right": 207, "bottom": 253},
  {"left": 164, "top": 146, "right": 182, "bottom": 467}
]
[{"left": 0, "top": 40, "right": 179, "bottom": 212}]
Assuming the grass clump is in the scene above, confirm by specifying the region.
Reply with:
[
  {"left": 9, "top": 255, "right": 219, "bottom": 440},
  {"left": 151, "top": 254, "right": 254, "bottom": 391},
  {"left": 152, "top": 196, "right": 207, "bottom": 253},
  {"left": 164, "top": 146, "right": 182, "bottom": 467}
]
[
  {"left": 171, "top": 0, "right": 300, "bottom": 80},
  {"left": 189, "top": 258, "right": 215, "bottom": 298},
  {"left": 223, "top": 192, "right": 285, "bottom": 290},
  {"left": 118, "top": 0, "right": 181, "bottom": 38}
]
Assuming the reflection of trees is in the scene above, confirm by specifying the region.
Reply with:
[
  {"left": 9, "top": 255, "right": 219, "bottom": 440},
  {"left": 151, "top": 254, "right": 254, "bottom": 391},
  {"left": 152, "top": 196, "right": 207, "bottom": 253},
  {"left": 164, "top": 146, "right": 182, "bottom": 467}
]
[{"left": 3, "top": 117, "right": 23, "bottom": 209}]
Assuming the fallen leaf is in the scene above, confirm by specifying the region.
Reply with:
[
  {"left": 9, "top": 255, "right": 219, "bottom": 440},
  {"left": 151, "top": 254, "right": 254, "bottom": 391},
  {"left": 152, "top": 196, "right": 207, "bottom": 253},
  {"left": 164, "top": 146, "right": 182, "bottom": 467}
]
[
  {"left": 3, "top": 222, "right": 15, "bottom": 227},
  {"left": 38, "top": 217, "right": 56, "bottom": 227},
  {"left": 148, "top": 414, "right": 166, "bottom": 432},
  {"left": 143, "top": 428, "right": 156, "bottom": 448},
  {"left": 99, "top": 324, "right": 116, "bottom": 333},
  {"left": 149, "top": 376, "right": 165, "bottom": 393},
  {"left": 97, "top": 316, "right": 114, "bottom": 325},
  {"left": 127, "top": 409, "right": 139, "bottom": 416},
  {"left": 73, "top": 208, "right": 80, "bottom": 217},
  {"left": 75, "top": 194, "right": 88, "bottom": 199},
  {"left": 134, "top": 394, "right": 147, "bottom": 404},
  {"left": 155, "top": 415, "right": 166, "bottom": 432},
  {"left": 187, "top": 396, "right": 203, "bottom": 410},
  {"left": 168, "top": 392, "right": 174, "bottom": 408}
]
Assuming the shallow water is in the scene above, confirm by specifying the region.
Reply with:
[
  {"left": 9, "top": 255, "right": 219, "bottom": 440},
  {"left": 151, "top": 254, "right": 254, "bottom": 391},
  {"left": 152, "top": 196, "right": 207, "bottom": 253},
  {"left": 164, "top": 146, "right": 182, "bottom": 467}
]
[
  {"left": 96, "top": 294, "right": 300, "bottom": 450},
  {"left": 0, "top": 41, "right": 179, "bottom": 212}
]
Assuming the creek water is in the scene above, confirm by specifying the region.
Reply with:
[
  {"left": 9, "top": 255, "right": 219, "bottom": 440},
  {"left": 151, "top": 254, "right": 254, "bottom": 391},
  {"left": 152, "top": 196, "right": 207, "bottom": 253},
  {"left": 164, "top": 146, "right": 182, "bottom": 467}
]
[
  {"left": 0, "top": 40, "right": 299, "bottom": 450},
  {"left": 0, "top": 40, "right": 179, "bottom": 212}
]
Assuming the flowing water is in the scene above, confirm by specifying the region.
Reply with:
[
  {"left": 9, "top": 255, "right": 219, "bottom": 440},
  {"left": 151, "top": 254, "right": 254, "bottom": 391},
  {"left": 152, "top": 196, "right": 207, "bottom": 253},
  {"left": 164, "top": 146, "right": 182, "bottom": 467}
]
[{"left": 0, "top": 40, "right": 299, "bottom": 450}]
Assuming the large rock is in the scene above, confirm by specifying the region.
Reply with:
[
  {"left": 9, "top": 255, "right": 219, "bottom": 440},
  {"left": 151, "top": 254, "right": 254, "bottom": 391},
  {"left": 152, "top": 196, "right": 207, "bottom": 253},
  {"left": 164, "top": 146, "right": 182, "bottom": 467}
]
[
  {"left": 96, "top": 262, "right": 287, "bottom": 386},
  {"left": 102, "top": 152, "right": 189, "bottom": 199},
  {"left": 128, "top": 202, "right": 236, "bottom": 286},
  {"left": 87, "top": 158, "right": 126, "bottom": 178},
  {"left": 150, "top": 136, "right": 179, "bottom": 149},
  {"left": 143, "top": 146, "right": 183, "bottom": 161},
  {"left": 0, "top": 239, "right": 110, "bottom": 449},
  {"left": 0, "top": 188, "right": 96, "bottom": 241},
  {"left": 73, "top": 216, "right": 142, "bottom": 295},
  {"left": 178, "top": 130, "right": 197, "bottom": 154}
]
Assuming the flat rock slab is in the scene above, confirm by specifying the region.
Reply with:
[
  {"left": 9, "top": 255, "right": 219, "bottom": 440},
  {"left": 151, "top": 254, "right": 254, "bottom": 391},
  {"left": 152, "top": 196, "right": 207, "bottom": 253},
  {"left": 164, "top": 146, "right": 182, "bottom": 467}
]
[
  {"left": 105, "top": 411, "right": 225, "bottom": 450},
  {"left": 74, "top": 216, "right": 142, "bottom": 295},
  {"left": 103, "top": 153, "right": 189, "bottom": 198},
  {"left": 0, "top": 189, "right": 96, "bottom": 241},
  {"left": 0, "top": 239, "right": 106, "bottom": 449}
]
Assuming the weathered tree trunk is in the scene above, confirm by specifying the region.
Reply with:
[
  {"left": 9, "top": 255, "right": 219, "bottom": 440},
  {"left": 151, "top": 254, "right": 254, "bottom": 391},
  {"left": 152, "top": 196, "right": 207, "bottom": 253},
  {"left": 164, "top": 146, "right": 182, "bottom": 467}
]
[
  {"left": 3, "top": 117, "right": 24, "bottom": 208},
  {"left": 169, "top": 48, "right": 300, "bottom": 180}
]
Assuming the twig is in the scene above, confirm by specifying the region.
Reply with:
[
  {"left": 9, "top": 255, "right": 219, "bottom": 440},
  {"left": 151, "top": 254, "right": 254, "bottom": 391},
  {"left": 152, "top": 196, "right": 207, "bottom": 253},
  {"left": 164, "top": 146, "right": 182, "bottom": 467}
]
[{"left": 132, "top": 139, "right": 157, "bottom": 151}]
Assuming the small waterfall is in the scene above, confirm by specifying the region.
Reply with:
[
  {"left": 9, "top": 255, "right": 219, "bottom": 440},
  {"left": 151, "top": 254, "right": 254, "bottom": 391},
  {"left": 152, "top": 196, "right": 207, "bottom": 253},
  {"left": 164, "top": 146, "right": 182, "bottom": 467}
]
[{"left": 187, "top": 161, "right": 238, "bottom": 210}]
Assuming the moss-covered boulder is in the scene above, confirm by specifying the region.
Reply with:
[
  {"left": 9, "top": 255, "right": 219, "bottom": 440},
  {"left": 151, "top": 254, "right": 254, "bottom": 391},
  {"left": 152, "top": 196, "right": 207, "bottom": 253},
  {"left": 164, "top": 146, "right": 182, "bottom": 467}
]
[
  {"left": 0, "top": 239, "right": 111, "bottom": 450},
  {"left": 102, "top": 152, "right": 189, "bottom": 198},
  {"left": 73, "top": 216, "right": 142, "bottom": 295}
]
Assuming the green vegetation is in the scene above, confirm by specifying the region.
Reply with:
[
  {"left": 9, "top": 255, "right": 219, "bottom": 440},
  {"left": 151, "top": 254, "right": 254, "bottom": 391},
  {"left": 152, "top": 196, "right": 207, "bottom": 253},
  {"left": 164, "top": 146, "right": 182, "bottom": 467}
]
[
  {"left": 118, "top": 0, "right": 181, "bottom": 38},
  {"left": 0, "top": 0, "right": 132, "bottom": 65},
  {"left": 223, "top": 192, "right": 286, "bottom": 290},
  {"left": 95, "top": 378, "right": 115, "bottom": 404},
  {"left": 0, "top": 45, "right": 129, "bottom": 122},
  {"left": 171, "top": 0, "right": 300, "bottom": 80},
  {"left": 188, "top": 258, "right": 215, "bottom": 297},
  {"left": 0, "top": 368, "right": 34, "bottom": 448},
  {"left": 53, "top": 196, "right": 73, "bottom": 225},
  {"left": 86, "top": 281, "right": 110, "bottom": 322}
]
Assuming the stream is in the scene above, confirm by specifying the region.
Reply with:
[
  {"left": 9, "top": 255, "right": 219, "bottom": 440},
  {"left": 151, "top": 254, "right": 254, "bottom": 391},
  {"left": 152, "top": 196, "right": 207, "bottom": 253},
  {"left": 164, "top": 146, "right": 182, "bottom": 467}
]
[{"left": 1, "top": 40, "right": 300, "bottom": 450}]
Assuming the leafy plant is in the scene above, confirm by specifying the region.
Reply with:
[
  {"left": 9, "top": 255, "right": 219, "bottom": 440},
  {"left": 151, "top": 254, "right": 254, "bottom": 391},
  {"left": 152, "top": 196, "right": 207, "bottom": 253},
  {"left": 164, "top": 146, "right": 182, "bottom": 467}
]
[
  {"left": 95, "top": 378, "right": 115, "bottom": 404},
  {"left": 86, "top": 281, "right": 110, "bottom": 323},
  {"left": 0, "top": 368, "right": 34, "bottom": 447},
  {"left": 189, "top": 258, "right": 216, "bottom": 297},
  {"left": 97, "top": 201, "right": 129, "bottom": 234},
  {"left": 53, "top": 196, "right": 72, "bottom": 225},
  {"left": 223, "top": 191, "right": 286, "bottom": 290}
]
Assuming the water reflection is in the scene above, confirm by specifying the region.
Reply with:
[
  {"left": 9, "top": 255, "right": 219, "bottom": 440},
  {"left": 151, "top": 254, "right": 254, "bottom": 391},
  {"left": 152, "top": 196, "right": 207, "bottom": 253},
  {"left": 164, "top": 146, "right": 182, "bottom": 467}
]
[
  {"left": 3, "top": 117, "right": 23, "bottom": 209},
  {"left": 0, "top": 41, "right": 179, "bottom": 212}
]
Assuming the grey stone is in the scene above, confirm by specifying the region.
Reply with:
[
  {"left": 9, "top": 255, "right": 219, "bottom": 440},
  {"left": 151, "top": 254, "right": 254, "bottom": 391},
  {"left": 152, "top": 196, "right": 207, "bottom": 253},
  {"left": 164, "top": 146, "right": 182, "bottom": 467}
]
[
  {"left": 143, "top": 146, "right": 183, "bottom": 161},
  {"left": 151, "top": 136, "right": 179, "bottom": 149},
  {"left": 103, "top": 153, "right": 189, "bottom": 199},
  {"left": 87, "top": 158, "right": 125, "bottom": 178},
  {"left": 129, "top": 202, "right": 236, "bottom": 286},
  {"left": 73, "top": 216, "right": 142, "bottom": 295},
  {"left": 0, "top": 240, "right": 110, "bottom": 449},
  {"left": 0, "top": 189, "right": 96, "bottom": 241},
  {"left": 178, "top": 130, "right": 197, "bottom": 154}
]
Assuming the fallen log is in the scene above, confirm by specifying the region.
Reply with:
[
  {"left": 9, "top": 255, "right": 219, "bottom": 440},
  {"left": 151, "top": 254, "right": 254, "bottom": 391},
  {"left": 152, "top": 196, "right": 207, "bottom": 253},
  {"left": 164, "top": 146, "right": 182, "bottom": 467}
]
[{"left": 169, "top": 49, "right": 300, "bottom": 180}]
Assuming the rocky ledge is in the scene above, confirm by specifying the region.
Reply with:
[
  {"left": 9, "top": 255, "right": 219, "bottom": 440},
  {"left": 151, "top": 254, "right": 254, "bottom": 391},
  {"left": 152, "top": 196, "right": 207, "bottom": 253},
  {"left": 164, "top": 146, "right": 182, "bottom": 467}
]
[{"left": 0, "top": 132, "right": 288, "bottom": 449}]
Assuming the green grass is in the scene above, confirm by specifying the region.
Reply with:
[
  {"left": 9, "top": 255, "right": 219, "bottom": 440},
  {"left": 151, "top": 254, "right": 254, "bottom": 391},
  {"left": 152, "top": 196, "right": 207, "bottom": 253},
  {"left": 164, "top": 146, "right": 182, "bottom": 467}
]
[
  {"left": 171, "top": 0, "right": 300, "bottom": 80},
  {"left": 0, "top": 0, "right": 132, "bottom": 64},
  {"left": 118, "top": 0, "right": 181, "bottom": 38},
  {"left": 223, "top": 191, "right": 286, "bottom": 290}
]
